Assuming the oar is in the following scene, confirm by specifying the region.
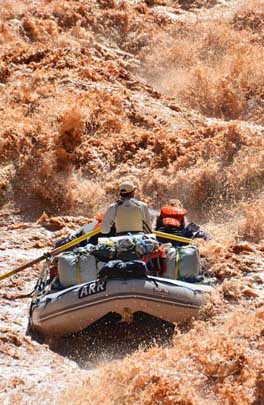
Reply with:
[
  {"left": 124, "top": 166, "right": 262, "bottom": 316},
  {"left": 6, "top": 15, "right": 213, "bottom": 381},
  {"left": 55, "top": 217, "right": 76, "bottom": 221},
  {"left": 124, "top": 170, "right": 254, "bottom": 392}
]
[
  {"left": 154, "top": 230, "right": 192, "bottom": 245},
  {"left": 0, "top": 227, "right": 101, "bottom": 283}
]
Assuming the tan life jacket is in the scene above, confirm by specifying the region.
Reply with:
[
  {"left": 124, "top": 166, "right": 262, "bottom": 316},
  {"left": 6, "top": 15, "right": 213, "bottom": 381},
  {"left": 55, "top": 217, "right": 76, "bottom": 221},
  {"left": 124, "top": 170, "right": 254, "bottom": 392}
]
[{"left": 115, "top": 200, "right": 144, "bottom": 233}]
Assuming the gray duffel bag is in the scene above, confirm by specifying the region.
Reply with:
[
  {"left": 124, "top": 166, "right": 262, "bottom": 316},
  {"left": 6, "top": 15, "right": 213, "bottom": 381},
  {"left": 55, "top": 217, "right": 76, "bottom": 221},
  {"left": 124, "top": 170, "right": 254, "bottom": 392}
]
[
  {"left": 56, "top": 245, "right": 98, "bottom": 287},
  {"left": 163, "top": 245, "right": 200, "bottom": 280}
]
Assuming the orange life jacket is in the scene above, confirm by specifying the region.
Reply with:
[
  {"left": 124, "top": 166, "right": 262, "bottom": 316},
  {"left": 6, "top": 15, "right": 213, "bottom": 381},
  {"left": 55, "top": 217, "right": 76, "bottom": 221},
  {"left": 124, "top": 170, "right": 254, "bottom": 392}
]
[{"left": 160, "top": 206, "right": 188, "bottom": 228}]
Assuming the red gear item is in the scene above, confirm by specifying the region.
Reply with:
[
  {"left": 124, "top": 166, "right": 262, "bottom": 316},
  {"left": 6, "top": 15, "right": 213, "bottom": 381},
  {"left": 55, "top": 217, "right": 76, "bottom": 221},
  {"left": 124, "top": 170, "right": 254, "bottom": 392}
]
[
  {"left": 95, "top": 212, "right": 104, "bottom": 229},
  {"left": 143, "top": 247, "right": 167, "bottom": 275},
  {"left": 49, "top": 263, "right": 58, "bottom": 281},
  {"left": 96, "top": 213, "right": 104, "bottom": 223}
]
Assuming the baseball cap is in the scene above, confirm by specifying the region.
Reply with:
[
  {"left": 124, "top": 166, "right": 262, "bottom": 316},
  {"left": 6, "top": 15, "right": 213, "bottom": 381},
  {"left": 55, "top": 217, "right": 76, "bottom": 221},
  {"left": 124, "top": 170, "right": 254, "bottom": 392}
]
[{"left": 119, "top": 181, "right": 136, "bottom": 194}]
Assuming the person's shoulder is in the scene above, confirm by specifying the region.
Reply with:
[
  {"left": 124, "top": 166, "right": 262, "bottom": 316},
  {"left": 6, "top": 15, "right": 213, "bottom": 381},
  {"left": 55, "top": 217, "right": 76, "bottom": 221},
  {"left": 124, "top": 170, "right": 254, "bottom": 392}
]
[
  {"left": 132, "top": 198, "right": 148, "bottom": 208},
  {"left": 106, "top": 201, "right": 118, "bottom": 210}
]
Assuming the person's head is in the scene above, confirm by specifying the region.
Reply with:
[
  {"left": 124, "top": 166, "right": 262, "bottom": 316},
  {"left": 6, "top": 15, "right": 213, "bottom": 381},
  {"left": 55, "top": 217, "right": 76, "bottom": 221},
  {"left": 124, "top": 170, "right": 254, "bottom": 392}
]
[
  {"left": 119, "top": 181, "right": 136, "bottom": 198},
  {"left": 168, "top": 199, "right": 183, "bottom": 208}
]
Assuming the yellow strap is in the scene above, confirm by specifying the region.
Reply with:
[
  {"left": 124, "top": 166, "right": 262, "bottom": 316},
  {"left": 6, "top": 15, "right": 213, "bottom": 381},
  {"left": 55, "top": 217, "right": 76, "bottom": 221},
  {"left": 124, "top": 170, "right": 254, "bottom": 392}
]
[
  {"left": 175, "top": 250, "right": 179, "bottom": 280},
  {"left": 77, "top": 257, "right": 81, "bottom": 284}
]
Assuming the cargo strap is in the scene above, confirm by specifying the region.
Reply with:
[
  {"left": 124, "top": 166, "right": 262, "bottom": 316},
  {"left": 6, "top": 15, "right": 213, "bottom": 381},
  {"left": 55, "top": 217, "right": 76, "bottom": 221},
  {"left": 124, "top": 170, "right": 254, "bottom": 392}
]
[
  {"left": 175, "top": 250, "right": 179, "bottom": 280},
  {"left": 143, "top": 220, "right": 152, "bottom": 234}
]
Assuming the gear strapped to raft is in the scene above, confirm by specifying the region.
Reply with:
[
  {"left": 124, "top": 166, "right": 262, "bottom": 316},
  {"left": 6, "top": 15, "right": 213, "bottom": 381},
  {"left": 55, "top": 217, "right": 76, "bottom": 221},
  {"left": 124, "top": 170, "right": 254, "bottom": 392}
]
[{"left": 98, "top": 260, "right": 148, "bottom": 279}]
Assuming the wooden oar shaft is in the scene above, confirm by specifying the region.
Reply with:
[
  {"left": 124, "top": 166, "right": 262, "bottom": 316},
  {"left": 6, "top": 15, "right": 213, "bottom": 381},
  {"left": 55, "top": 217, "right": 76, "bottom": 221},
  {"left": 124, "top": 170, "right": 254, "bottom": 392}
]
[
  {"left": 50, "top": 227, "right": 101, "bottom": 256},
  {"left": 0, "top": 227, "right": 101, "bottom": 283}
]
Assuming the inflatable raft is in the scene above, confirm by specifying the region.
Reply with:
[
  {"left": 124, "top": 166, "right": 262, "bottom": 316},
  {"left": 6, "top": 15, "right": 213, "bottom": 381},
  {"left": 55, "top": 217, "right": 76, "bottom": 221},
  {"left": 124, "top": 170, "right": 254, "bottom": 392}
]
[
  {"left": 29, "top": 232, "right": 212, "bottom": 336},
  {"left": 30, "top": 275, "right": 211, "bottom": 336}
]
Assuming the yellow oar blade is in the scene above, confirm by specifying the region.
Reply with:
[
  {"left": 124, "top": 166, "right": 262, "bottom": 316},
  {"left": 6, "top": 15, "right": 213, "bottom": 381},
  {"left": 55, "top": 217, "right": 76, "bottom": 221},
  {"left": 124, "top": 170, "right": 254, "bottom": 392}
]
[
  {"left": 154, "top": 230, "right": 192, "bottom": 245},
  {"left": 0, "top": 226, "right": 101, "bottom": 283}
]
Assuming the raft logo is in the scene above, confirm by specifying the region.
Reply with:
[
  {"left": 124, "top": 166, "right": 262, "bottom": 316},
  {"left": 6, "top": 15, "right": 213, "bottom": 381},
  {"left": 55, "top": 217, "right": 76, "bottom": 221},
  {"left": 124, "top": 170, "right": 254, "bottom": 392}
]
[
  {"left": 78, "top": 280, "right": 106, "bottom": 299},
  {"left": 153, "top": 287, "right": 169, "bottom": 296}
]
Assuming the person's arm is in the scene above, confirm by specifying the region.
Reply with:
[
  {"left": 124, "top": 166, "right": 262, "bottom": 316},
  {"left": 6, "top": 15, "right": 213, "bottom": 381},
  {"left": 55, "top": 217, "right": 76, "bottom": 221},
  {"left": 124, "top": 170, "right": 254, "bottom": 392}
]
[{"left": 100, "top": 204, "right": 116, "bottom": 234}]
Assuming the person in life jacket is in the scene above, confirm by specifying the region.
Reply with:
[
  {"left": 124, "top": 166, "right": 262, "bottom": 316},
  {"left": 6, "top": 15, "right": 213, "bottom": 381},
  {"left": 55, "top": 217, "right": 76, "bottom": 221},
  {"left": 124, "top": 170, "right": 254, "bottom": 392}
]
[
  {"left": 100, "top": 181, "right": 152, "bottom": 235},
  {"left": 156, "top": 204, "right": 187, "bottom": 232},
  {"left": 155, "top": 199, "right": 210, "bottom": 246}
]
